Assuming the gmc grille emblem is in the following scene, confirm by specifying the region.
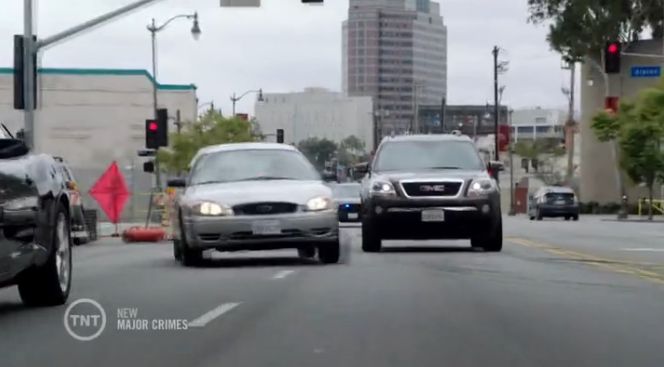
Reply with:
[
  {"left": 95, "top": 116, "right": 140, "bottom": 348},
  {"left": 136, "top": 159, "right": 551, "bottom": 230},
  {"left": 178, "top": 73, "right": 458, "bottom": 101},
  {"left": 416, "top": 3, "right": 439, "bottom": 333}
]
[
  {"left": 256, "top": 205, "right": 273, "bottom": 213},
  {"left": 420, "top": 185, "right": 446, "bottom": 192}
]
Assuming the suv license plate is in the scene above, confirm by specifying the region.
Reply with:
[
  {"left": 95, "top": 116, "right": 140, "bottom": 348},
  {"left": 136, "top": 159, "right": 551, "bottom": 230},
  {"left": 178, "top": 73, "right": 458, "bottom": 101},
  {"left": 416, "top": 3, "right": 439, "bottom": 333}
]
[
  {"left": 421, "top": 210, "right": 445, "bottom": 222},
  {"left": 251, "top": 220, "right": 281, "bottom": 235},
  {"left": 555, "top": 200, "right": 566, "bottom": 205}
]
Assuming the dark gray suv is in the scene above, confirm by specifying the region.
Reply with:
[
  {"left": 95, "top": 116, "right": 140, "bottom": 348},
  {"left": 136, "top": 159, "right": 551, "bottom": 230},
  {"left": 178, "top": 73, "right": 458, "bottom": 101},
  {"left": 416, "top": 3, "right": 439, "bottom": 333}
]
[{"left": 359, "top": 134, "right": 503, "bottom": 252}]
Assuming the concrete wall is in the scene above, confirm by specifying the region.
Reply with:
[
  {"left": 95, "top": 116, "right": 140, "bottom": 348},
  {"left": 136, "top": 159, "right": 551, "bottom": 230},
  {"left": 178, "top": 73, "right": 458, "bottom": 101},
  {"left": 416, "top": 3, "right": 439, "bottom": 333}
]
[
  {"left": 0, "top": 68, "right": 197, "bottom": 222},
  {"left": 580, "top": 39, "right": 663, "bottom": 203},
  {"left": 255, "top": 88, "right": 374, "bottom": 149}
]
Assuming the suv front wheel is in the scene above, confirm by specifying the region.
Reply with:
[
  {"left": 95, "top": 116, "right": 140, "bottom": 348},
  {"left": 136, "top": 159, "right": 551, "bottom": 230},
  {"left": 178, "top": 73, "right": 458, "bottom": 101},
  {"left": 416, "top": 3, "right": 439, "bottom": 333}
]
[
  {"left": 471, "top": 219, "right": 503, "bottom": 252},
  {"left": 361, "top": 219, "right": 382, "bottom": 252}
]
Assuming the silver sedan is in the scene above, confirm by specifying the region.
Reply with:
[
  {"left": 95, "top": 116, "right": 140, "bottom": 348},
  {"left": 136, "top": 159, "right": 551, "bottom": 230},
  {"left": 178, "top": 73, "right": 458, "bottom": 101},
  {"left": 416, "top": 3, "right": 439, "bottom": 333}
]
[{"left": 168, "top": 143, "right": 340, "bottom": 266}]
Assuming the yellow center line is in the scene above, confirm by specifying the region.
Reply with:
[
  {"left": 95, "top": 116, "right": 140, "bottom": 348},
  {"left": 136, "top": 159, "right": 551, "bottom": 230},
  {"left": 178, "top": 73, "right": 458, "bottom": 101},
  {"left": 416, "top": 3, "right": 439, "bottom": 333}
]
[{"left": 508, "top": 237, "right": 664, "bottom": 285}]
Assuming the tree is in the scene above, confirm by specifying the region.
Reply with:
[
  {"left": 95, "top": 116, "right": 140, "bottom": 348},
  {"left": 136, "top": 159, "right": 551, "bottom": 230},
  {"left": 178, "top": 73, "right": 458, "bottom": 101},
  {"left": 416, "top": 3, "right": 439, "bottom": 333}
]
[
  {"left": 297, "top": 137, "right": 338, "bottom": 171},
  {"left": 514, "top": 139, "right": 566, "bottom": 185},
  {"left": 527, "top": 0, "right": 663, "bottom": 62},
  {"left": 337, "top": 135, "right": 367, "bottom": 167},
  {"left": 158, "top": 109, "right": 258, "bottom": 174},
  {"left": 592, "top": 79, "right": 664, "bottom": 220}
]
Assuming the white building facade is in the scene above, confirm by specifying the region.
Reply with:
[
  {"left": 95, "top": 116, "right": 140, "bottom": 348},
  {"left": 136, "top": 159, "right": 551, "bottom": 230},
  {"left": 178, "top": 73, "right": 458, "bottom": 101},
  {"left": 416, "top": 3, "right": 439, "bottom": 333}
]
[
  {"left": 511, "top": 107, "right": 566, "bottom": 142},
  {"left": 0, "top": 67, "right": 197, "bottom": 221},
  {"left": 254, "top": 88, "right": 374, "bottom": 149}
]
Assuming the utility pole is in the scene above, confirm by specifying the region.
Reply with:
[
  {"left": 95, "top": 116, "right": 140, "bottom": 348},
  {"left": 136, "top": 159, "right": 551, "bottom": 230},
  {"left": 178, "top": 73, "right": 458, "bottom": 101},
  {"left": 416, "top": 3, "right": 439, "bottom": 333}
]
[
  {"left": 492, "top": 46, "right": 500, "bottom": 162},
  {"left": 508, "top": 109, "right": 516, "bottom": 216},
  {"left": 564, "top": 61, "right": 576, "bottom": 185}
]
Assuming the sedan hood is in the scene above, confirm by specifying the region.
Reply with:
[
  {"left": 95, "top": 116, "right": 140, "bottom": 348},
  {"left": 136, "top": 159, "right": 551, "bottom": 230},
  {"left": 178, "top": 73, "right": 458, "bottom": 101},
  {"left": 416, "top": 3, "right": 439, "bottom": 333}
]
[{"left": 182, "top": 179, "right": 332, "bottom": 207}]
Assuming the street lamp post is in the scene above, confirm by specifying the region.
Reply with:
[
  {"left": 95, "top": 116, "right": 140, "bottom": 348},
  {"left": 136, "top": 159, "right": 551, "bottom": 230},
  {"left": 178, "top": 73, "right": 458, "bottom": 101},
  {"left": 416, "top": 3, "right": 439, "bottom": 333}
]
[
  {"left": 231, "top": 89, "right": 264, "bottom": 116},
  {"left": 146, "top": 12, "right": 201, "bottom": 191}
]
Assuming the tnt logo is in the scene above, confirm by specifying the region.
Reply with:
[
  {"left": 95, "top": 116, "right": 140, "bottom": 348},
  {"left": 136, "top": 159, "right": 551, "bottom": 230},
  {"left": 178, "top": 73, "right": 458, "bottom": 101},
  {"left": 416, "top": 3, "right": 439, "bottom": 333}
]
[{"left": 63, "top": 298, "right": 107, "bottom": 341}]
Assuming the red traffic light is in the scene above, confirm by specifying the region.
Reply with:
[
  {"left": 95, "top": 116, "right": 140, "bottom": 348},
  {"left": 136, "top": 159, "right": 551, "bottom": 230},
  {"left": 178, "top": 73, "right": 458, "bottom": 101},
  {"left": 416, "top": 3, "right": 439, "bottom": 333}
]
[
  {"left": 148, "top": 121, "right": 158, "bottom": 131},
  {"left": 607, "top": 43, "right": 619, "bottom": 54}
]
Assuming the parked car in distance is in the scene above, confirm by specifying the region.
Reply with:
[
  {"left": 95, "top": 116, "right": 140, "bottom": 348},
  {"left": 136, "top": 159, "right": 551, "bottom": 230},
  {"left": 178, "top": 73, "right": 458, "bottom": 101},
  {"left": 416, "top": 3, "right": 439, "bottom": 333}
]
[
  {"left": 528, "top": 186, "right": 579, "bottom": 221},
  {"left": 330, "top": 182, "right": 361, "bottom": 223},
  {"left": 0, "top": 125, "right": 73, "bottom": 306},
  {"left": 53, "top": 157, "right": 89, "bottom": 245}
]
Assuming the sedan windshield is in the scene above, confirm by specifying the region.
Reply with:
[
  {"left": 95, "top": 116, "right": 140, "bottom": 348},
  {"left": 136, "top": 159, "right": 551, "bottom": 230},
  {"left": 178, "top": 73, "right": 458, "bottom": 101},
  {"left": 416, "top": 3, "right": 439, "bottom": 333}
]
[
  {"left": 373, "top": 140, "right": 485, "bottom": 172},
  {"left": 189, "top": 149, "right": 320, "bottom": 185}
]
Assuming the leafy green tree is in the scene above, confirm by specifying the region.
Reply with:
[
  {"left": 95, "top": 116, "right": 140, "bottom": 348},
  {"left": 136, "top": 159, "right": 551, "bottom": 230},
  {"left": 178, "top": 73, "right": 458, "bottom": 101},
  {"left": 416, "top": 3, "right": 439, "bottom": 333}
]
[
  {"left": 514, "top": 139, "right": 566, "bottom": 185},
  {"left": 337, "top": 135, "right": 367, "bottom": 167},
  {"left": 527, "top": 0, "right": 663, "bottom": 62},
  {"left": 158, "top": 110, "right": 258, "bottom": 174},
  {"left": 592, "top": 79, "right": 664, "bottom": 220},
  {"left": 297, "top": 137, "right": 338, "bottom": 171}
]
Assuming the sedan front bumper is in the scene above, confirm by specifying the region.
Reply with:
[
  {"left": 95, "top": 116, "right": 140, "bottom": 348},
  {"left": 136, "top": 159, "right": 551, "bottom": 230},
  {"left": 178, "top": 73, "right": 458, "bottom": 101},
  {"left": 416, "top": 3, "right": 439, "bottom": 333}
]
[{"left": 183, "top": 210, "right": 339, "bottom": 251}]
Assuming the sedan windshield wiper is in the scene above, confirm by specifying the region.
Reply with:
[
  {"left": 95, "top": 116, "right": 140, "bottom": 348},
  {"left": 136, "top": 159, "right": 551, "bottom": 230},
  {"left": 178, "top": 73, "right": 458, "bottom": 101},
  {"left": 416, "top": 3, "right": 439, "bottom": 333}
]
[
  {"left": 227, "top": 176, "right": 296, "bottom": 182},
  {"left": 427, "top": 166, "right": 462, "bottom": 170}
]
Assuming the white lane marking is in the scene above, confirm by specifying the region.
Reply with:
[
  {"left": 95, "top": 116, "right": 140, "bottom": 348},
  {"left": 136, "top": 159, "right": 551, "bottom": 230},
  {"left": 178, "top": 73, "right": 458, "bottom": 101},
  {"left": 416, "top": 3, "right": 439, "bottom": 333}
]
[
  {"left": 189, "top": 302, "right": 241, "bottom": 328},
  {"left": 272, "top": 270, "right": 296, "bottom": 279},
  {"left": 621, "top": 248, "right": 664, "bottom": 252}
]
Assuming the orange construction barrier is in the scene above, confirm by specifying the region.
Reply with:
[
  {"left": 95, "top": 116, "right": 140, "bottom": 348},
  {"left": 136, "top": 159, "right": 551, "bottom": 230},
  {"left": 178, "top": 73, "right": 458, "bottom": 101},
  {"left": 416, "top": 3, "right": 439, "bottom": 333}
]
[{"left": 121, "top": 226, "right": 166, "bottom": 243}]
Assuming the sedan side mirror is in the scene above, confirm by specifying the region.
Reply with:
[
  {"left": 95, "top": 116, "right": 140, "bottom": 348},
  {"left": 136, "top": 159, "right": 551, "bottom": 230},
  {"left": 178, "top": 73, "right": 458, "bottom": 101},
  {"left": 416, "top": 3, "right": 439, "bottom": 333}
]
[
  {"left": 167, "top": 178, "right": 187, "bottom": 188},
  {"left": 322, "top": 171, "right": 337, "bottom": 182}
]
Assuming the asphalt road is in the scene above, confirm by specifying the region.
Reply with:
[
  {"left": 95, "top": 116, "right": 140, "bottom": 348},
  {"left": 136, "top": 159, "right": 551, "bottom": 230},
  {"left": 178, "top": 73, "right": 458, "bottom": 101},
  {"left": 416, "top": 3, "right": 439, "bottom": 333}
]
[{"left": 1, "top": 216, "right": 663, "bottom": 367}]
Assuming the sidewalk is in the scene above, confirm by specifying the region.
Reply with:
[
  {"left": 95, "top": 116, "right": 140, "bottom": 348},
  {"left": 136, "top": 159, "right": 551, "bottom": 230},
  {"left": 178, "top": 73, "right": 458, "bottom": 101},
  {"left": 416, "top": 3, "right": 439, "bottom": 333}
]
[{"left": 98, "top": 222, "right": 163, "bottom": 237}]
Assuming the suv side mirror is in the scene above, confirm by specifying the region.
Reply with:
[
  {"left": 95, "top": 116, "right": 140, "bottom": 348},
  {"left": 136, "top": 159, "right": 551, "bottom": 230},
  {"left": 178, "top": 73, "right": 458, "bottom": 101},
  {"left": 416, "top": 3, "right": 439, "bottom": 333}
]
[
  {"left": 488, "top": 161, "right": 505, "bottom": 172},
  {"left": 167, "top": 178, "right": 187, "bottom": 188},
  {"left": 355, "top": 163, "right": 369, "bottom": 176}
]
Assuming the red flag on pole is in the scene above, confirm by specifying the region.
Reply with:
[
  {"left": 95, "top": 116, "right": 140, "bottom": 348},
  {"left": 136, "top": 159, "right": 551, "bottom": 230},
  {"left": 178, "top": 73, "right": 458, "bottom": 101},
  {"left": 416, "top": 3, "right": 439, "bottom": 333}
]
[{"left": 89, "top": 161, "right": 130, "bottom": 224}]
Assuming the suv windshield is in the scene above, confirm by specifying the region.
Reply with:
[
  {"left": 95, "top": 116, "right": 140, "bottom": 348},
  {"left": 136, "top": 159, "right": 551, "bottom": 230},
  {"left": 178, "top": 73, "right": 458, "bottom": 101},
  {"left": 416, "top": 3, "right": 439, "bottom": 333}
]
[
  {"left": 373, "top": 140, "right": 485, "bottom": 172},
  {"left": 189, "top": 149, "right": 320, "bottom": 185}
]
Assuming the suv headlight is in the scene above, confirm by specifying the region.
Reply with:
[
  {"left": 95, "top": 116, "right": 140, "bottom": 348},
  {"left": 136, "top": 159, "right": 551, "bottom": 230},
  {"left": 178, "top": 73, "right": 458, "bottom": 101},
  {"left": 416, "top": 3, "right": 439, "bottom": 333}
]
[
  {"left": 370, "top": 181, "right": 396, "bottom": 196},
  {"left": 192, "top": 202, "right": 234, "bottom": 216},
  {"left": 306, "top": 196, "right": 333, "bottom": 211},
  {"left": 467, "top": 178, "right": 497, "bottom": 198}
]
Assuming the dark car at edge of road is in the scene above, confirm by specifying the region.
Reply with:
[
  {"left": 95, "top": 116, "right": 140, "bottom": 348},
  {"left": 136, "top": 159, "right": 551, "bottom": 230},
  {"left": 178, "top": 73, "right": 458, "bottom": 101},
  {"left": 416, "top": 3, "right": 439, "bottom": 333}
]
[
  {"left": 358, "top": 134, "right": 504, "bottom": 253},
  {"left": 0, "top": 125, "right": 72, "bottom": 306},
  {"left": 528, "top": 186, "right": 580, "bottom": 221}
]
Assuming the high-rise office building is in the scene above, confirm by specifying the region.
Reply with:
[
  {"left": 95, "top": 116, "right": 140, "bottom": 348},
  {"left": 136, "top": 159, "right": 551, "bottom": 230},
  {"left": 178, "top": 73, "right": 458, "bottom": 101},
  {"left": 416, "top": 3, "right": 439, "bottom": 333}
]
[{"left": 342, "top": 0, "right": 447, "bottom": 140}]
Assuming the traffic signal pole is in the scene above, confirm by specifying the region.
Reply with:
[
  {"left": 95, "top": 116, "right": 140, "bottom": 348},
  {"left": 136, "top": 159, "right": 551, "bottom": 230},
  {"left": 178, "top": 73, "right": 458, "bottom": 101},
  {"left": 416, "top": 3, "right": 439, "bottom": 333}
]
[
  {"left": 21, "top": 0, "right": 165, "bottom": 150},
  {"left": 23, "top": 0, "right": 35, "bottom": 149}
]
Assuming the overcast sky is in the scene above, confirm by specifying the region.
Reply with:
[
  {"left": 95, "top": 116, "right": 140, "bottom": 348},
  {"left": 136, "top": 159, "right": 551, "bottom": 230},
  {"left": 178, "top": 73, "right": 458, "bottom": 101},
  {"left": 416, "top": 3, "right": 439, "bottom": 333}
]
[{"left": 0, "top": 0, "right": 577, "bottom": 116}]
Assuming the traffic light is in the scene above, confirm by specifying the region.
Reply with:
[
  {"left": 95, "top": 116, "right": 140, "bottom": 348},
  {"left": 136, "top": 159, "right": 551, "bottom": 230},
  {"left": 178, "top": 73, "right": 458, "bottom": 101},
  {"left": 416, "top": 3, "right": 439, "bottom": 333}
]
[
  {"left": 143, "top": 161, "right": 155, "bottom": 173},
  {"left": 145, "top": 109, "right": 169, "bottom": 149},
  {"left": 276, "top": 129, "right": 284, "bottom": 143},
  {"left": 145, "top": 119, "right": 159, "bottom": 149},
  {"left": 604, "top": 42, "right": 621, "bottom": 74},
  {"left": 13, "top": 35, "right": 37, "bottom": 110},
  {"left": 156, "top": 108, "right": 169, "bottom": 147}
]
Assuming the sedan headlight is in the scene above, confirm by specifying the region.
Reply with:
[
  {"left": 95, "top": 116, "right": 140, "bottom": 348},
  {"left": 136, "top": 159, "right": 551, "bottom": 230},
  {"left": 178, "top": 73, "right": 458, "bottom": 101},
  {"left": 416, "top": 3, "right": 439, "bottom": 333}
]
[
  {"left": 467, "top": 178, "right": 497, "bottom": 198},
  {"left": 192, "top": 202, "right": 234, "bottom": 216},
  {"left": 370, "top": 181, "right": 396, "bottom": 195},
  {"left": 306, "top": 196, "right": 333, "bottom": 211}
]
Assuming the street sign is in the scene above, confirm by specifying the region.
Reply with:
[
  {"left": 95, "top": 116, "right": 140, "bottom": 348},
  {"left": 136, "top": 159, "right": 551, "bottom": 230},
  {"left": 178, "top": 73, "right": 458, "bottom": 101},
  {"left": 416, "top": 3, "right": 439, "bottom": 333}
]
[{"left": 631, "top": 66, "right": 661, "bottom": 78}]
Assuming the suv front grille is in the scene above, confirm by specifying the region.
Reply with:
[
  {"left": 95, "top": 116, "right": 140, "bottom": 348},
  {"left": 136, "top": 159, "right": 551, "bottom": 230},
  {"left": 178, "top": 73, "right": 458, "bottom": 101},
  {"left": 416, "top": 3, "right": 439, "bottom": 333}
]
[
  {"left": 401, "top": 181, "right": 462, "bottom": 197},
  {"left": 233, "top": 202, "right": 298, "bottom": 216}
]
